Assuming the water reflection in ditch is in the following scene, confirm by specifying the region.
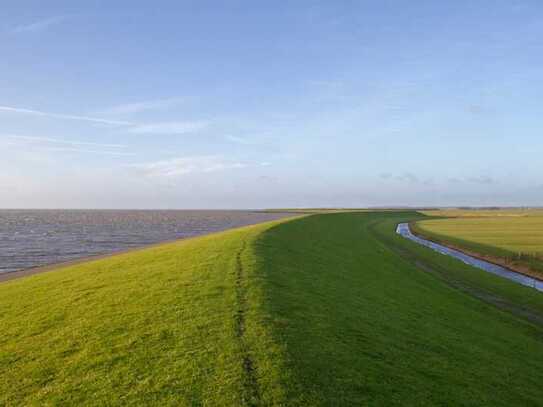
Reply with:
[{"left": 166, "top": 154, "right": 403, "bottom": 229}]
[{"left": 396, "top": 223, "right": 543, "bottom": 293}]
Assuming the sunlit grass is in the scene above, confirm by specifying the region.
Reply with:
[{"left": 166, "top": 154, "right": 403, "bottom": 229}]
[
  {"left": 415, "top": 210, "right": 543, "bottom": 276},
  {"left": 417, "top": 217, "right": 543, "bottom": 255},
  {"left": 1, "top": 212, "right": 543, "bottom": 405},
  {"left": 421, "top": 209, "right": 543, "bottom": 218}
]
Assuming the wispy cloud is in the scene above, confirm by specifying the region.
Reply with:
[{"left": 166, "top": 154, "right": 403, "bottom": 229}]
[
  {"left": 379, "top": 172, "right": 433, "bottom": 186},
  {"left": 380, "top": 172, "right": 419, "bottom": 183},
  {"left": 128, "top": 121, "right": 208, "bottom": 135},
  {"left": 379, "top": 172, "right": 393, "bottom": 180},
  {"left": 0, "top": 105, "right": 208, "bottom": 135},
  {"left": 447, "top": 175, "right": 496, "bottom": 185},
  {"left": 225, "top": 135, "right": 258, "bottom": 145},
  {"left": 130, "top": 156, "right": 247, "bottom": 178},
  {"left": 100, "top": 98, "right": 184, "bottom": 115},
  {"left": 41, "top": 147, "right": 135, "bottom": 156},
  {"left": 467, "top": 175, "right": 496, "bottom": 185},
  {"left": 1, "top": 134, "right": 133, "bottom": 156},
  {"left": 12, "top": 16, "right": 67, "bottom": 34},
  {"left": 4, "top": 134, "right": 125, "bottom": 149},
  {"left": 0, "top": 105, "right": 133, "bottom": 126}
]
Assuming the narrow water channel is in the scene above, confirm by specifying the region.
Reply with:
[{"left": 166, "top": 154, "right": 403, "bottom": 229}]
[{"left": 396, "top": 223, "right": 543, "bottom": 293}]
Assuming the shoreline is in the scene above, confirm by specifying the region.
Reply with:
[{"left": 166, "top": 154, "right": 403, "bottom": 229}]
[
  {"left": 0, "top": 237, "right": 190, "bottom": 283},
  {"left": 1, "top": 214, "right": 300, "bottom": 284},
  {"left": 409, "top": 221, "right": 543, "bottom": 283}
]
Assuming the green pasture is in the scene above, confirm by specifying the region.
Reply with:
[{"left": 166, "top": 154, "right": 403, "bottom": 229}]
[{"left": 416, "top": 210, "right": 543, "bottom": 275}]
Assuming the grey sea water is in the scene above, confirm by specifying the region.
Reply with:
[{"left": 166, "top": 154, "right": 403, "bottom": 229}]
[{"left": 0, "top": 210, "right": 292, "bottom": 274}]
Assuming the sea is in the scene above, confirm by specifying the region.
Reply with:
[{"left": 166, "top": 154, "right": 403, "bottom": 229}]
[{"left": 0, "top": 209, "right": 292, "bottom": 274}]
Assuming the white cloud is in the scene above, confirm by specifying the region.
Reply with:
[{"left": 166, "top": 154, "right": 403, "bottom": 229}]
[
  {"left": 225, "top": 135, "right": 249, "bottom": 144},
  {"left": 41, "top": 147, "right": 135, "bottom": 156},
  {"left": 379, "top": 172, "right": 419, "bottom": 183},
  {"left": 12, "top": 16, "right": 67, "bottom": 33},
  {"left": 100, "top": 98, "right": 183, "bottom": 115},
  {"left": 224, "top": 135, "right": 264, "bottom": 145},
  {"left": 446, "top": 176, "right": 497, "bottom": 185},
  {"left": 1, "top": 134, "right": 133, "bottom": 157},
  {"left": 467, "top": 175, "right": 495, "bottom": 185},
  {"left": 0, "top": 105, "right": 208, "bottom": 136},
  {"left": 130, "top": 156, "right": 247, "bottom": 178},
  {"left": 0, "top": 105, "right": 133, "bottom": 126},
  {"left": 4, "top": 134, "right": 125, "bottom": 149},
  {"left": 128, "top": 121, "right": 208, "bottom": 135}
]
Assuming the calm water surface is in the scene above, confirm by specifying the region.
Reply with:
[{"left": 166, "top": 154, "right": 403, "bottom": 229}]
[{"left": 0, "top": 210, "right": 292, "bottom": 274}]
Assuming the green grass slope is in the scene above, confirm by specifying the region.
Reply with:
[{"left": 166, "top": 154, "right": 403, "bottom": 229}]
[
  {"left": 255, "top": 212, "right": 543, "bottom": 406},
  {"left": 1, "top": 212, "right": 543, "bottom": 406},
  {"left": 0, "top": 220, "right": 291, "bottom": 406}
]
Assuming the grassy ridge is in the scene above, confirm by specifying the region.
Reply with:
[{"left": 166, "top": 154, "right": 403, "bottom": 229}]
[
  {"left": 0, "top": 220, "right": 292, "bottom": 406},
  {"left": 414, "top": 211, "right": 543, "bottom": 276},
  {"left": 255, "top": 212, "right": 543, "bottom": 405},
  {"left": 1, "top": 212, "right": 543, "bottom": 405}
]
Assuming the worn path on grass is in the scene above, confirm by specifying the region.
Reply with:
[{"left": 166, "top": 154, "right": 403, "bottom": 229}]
[{"left": 2, "top": 212, "right": 543, "bottom": 406}]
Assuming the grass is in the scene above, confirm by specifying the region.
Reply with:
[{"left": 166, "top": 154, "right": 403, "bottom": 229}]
[
  {"left": 1, "top": 212, "right": 543, "bottom": 405},
  {"left": 0, "top": 220, "right": 291, "bottom": 406},
  {"left": 415, "top": 209, "right": 543, "bottom": 276},
  {"left": 421, "top": 209, "right": 543, "bottom": 218}
]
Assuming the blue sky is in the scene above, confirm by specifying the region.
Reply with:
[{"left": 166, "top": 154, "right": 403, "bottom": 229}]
[{"left": 1, "top": 1, "right": 542, "bottom": 208}]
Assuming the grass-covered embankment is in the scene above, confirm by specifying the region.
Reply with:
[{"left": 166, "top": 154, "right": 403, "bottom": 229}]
[
  {"left": 0, "top": 219, "right": 291, "bottom": 406},
  {"left": 1, "top": 212, "right": 543, "bottom": 405}
]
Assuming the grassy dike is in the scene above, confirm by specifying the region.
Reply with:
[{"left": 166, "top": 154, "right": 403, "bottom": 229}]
[
  {"left": 1, "top": 212, "right": 543, "bottom": 406},
  {"left": 0, "top": 219, "right": 293, "bottom": 406}
]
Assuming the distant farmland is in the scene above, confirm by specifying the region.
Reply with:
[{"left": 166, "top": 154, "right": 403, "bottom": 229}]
[
  {"left": 421, "top": 208, "right": 543, "bottom": 218},
  {"left": 415, "top": 209, "right": 543, "bottom": 278}
]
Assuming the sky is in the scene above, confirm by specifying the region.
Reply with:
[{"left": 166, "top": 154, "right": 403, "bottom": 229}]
[{"left": 1, "top": 0, "right": 543, "bottom": 209}]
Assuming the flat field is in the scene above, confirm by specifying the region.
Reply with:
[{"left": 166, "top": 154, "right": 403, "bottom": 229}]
[
  {"left": 421, "top": 208, "right": 543, "bottom": 218},
  {"left": 416, "top": 209, "right": 543, "bottom": 276},
  {"left": 1, "top": 212, "right": 543, "bottom": 406}
]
